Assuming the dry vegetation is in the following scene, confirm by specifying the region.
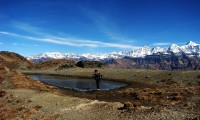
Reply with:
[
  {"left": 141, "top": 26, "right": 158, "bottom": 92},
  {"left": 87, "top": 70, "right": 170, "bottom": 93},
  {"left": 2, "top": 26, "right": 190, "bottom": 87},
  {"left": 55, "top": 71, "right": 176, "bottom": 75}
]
[
  {"left": 22, "top": 68, "right": 200, "bottom": 87},
  {"left": 10, "top": 71, "right": 56, "bottom": 91},
  {"left": 19, "top": 67, "right": 200, "bottom": 119},
  {"left": 33, "top": 59, "right": 76, "bottom": 70},
  {"left": 0, "top": 60, "right": 200, "bottom": 119}
]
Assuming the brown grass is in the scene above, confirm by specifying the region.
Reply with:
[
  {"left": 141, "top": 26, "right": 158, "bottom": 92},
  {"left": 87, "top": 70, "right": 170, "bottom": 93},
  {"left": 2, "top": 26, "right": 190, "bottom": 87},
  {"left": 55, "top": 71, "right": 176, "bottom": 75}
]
[
  {"left": 21, "top": 68, "right": 200, "bottom": 87},
  {"left": 10, "top": 71, "right": 57, "bottom": 91}
]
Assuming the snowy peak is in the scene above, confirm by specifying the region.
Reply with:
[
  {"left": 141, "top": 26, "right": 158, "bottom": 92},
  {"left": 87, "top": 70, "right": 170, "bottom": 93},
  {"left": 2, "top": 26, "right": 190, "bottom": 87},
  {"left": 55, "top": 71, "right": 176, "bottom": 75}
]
[
  {"left": 27, "top": 41, "right": 200, "bottom": 63},
  {"left": 181, "top": 41, "right": 200, "bottom": 54},
  {"left": 152, "top": 47, "right": 167, "bottom": 54},
  {"left": 43, "top": 52, "right": 65, "bottom": 59},
  {"left": 186, "top": 41, "right": 198, "bottom": 46},
  {"left": 167, "top": 41, "right": 200, "bottom": 54},
  {"left": 168, "top": 44, "right": 181, "bottom": 53},
  {"left": 132, "top": 46, "right": 152, "bottom": 57},
  {"left": 27, "top": 52, "right": 65, "bottom": 59}
]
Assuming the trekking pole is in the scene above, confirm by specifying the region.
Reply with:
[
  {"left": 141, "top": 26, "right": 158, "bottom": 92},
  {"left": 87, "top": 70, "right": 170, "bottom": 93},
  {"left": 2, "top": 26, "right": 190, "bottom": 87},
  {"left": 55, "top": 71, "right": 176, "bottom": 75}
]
[{"left": 90, "top": 79, "right": 92, "bottom": 90}]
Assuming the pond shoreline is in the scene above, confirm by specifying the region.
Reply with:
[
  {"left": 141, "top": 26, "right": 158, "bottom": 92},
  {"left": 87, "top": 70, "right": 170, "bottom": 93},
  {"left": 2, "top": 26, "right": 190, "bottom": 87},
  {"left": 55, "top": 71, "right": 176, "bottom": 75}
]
[
  {"left": 21, "top": 71, "right": 132, "bottom": 87},
  {"left": 28, "top": 74, "right": 128, "bottom": 91},
  {"left": 21, "top": 70, "right": 161, "bottom": 91}
]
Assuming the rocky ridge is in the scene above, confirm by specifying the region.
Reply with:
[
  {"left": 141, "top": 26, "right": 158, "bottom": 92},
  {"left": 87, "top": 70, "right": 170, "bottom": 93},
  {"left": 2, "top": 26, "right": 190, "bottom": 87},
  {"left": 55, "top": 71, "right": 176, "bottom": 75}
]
[{"left": 27, "top": 41, "right": 200, "bottom": 70}]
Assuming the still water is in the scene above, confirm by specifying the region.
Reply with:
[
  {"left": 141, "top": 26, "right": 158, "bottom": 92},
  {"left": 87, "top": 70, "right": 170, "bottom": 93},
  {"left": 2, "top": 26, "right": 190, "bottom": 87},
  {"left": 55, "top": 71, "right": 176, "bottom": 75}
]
[{"left": 29, "top": 74, "right": 127, "bottom": 91}]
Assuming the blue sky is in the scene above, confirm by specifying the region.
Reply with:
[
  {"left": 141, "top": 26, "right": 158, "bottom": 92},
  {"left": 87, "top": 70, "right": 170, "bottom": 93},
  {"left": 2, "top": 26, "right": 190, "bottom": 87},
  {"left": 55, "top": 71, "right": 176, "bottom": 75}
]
[{"left": 0, "top": 0, "right": 200, "bottom": 56}]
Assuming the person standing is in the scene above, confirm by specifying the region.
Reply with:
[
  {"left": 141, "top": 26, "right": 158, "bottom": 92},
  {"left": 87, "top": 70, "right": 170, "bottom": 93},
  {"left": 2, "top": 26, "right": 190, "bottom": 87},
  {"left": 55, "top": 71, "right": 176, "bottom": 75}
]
[{"left": 93, "top": 69, "right": 102, "bottom": 90}]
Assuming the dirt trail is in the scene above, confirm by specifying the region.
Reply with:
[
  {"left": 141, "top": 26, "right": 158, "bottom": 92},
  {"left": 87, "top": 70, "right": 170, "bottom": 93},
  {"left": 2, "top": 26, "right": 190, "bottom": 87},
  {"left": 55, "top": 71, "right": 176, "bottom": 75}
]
[
  {"left": 4, "top": 89, "right": 198, "bottom": 120},
  {"left": 4, "top": 89, "right": 123, "bottom": 120}
]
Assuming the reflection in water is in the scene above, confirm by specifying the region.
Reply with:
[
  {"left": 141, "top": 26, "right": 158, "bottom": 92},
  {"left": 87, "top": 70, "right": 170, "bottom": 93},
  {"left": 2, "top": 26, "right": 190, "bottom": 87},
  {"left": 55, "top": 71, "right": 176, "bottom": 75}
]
[{"left": 29, "top": 74, "right": 127, "bottom": 91}]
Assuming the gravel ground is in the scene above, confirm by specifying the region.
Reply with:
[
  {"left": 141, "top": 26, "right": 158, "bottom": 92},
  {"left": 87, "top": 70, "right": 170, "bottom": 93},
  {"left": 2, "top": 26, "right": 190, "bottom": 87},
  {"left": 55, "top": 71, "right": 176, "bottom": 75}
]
[{"left": 2, "top": 89, "right": 198, "bottom": 120}]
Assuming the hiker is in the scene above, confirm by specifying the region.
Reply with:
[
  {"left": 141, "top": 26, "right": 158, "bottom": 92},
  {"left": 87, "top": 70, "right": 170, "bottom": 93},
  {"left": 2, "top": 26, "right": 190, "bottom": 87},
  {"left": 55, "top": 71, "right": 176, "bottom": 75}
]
[{"left": 93, "top": 69, "right": 102, "bottom": 90}]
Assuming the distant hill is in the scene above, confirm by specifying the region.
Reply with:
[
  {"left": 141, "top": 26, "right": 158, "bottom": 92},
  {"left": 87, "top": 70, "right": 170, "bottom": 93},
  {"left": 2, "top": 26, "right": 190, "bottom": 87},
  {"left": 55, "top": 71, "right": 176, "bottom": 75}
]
[
  {"left": 34, "top": 59, "right": 76, "bottom": 70},
  {"left": 0, "top": 51, "right": 105, "bottom": 71},
  {"left": 0, "top": 51, "right": 34, "bottom": 70},
  {"left": 33, "top": 59, "right": 105, "bottom": 70},
  {"left": 76, "top": 61, "right": 105, "bottom": 68}
]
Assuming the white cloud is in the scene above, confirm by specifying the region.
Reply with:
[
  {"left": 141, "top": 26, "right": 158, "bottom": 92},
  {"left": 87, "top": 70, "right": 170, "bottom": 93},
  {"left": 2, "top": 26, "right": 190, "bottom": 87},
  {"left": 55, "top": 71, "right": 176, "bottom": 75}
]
[
  {"left": 26, "top": 37, "right": 98, "bottom": 47},
  {"left": 0, "top": 31, "right": 20, "bottom": 37},
  {"left": 13, "top": 43, "right": 25, "bottom": 46},
  {"left": 0, "top": 31, "right": 140, "bottom": 49},
  {"left": 12, "top": 43, "right": 39, "bottom": 47},
  {"left": 11, "top": 21, "right": 44, "bottom": 35},
  {"left": 6, "top": 21, "right": 139, "bottom": 49},
  {"left": 152, "top": 42, "right": 172, "bottom": 46}
]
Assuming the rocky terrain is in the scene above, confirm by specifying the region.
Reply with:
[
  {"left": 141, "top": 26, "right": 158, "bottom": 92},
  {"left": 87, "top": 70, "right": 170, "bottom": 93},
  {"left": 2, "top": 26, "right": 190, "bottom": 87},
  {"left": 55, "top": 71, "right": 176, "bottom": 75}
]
[
  {"left": 0, "top": 51, "right": 34, "bottom": 70},
  {"left": 106, "top": 53, "right": 200, "bottom": 70},
  {"left": 0, "top": 51, "right": 200, "bottom": 120}
]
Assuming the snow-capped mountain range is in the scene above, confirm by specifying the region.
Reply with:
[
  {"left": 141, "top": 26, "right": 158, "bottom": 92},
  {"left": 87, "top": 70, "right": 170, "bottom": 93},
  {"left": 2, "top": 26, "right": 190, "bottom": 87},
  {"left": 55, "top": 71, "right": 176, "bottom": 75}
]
[{"left": 27, "top": 41, "right": 200, "bottom": 63}]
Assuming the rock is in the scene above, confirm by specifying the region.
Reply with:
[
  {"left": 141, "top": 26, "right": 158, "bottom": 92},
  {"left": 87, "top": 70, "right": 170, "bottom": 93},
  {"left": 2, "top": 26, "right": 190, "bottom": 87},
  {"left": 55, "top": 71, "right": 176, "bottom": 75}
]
[
  {"left": 17, "top": 105, "right": 26, "bottom": 111},
  {"left": 0, "top": 89, "right": 6, "bottom": 97},
  {"left": 123, "top": 101, "right": 132, "bottom": 110},
  {"left": 185, "top": 102, "right": 196, "bottom": 109},
  {"left": 145, "top": 76, "right": 151, "bottom": 78},
  {"left": 121, "top": 101, "right": 141, "bottom": 111},
  {"left": 33, "top": 105, "right": 42, "bottom": 111}
]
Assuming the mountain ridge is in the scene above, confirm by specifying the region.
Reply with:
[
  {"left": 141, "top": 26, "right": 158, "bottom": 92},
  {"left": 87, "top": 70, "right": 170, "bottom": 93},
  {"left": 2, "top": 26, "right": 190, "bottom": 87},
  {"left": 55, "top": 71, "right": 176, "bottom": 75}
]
[
  {"left": 0, "top": 51, "right": 34, "bottom": 70},
  {"left": 27, "top": 41, "right": 200, "bottom": 63}
]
